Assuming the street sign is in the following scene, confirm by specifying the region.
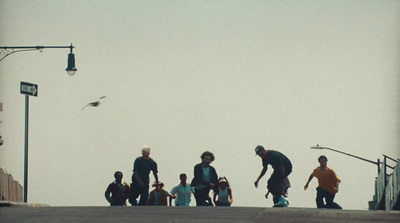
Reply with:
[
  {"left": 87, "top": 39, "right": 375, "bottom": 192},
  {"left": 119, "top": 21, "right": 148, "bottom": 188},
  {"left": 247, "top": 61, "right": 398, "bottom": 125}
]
[{"left": 20, "top": 82, "right": 38, "bottom": 97}]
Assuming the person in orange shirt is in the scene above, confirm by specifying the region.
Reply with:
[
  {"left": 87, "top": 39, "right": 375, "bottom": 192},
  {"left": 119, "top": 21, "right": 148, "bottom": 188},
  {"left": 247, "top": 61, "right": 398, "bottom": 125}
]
[{"left": 304, "top": 155, "right": 341, "bottom": 208}]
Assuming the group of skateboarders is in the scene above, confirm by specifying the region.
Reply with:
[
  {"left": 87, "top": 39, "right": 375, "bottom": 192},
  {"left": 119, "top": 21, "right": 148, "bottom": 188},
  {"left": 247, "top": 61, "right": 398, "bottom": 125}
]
[
  {"left": 254, "top": 145, "right": 341, "bottom": 208},
  {"left": 105, "top": 145, "right": 341, "bottom": 208}
]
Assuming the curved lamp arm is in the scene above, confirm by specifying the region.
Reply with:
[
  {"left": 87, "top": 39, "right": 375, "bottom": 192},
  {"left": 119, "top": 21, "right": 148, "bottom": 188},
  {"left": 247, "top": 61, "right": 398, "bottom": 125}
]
[
  {"left": 0, "top": 44, "right": 77, "bottom": 76},
  {"left": 0, "top": 48, "right": 43, "bottom": 62}
]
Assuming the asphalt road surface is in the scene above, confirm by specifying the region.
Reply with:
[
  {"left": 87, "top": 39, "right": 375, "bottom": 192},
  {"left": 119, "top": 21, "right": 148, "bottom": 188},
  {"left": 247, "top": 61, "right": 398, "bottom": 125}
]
[{"left": 1, "top": 205, "right": 400, "bottom": 223}]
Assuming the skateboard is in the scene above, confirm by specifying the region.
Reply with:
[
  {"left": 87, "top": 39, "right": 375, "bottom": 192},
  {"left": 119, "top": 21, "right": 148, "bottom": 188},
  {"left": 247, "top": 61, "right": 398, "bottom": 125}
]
[
  {"left": 273, "top": 199, "right": 289, "bottom": 207},
  {"left": 267, "top": 177, "right": 290, "bottom": 207}
]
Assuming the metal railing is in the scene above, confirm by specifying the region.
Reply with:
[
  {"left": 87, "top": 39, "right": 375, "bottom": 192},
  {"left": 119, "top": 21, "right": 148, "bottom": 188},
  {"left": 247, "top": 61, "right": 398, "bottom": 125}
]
[{"left": 370, "top": 155, "right": 399, "bottom": 210}]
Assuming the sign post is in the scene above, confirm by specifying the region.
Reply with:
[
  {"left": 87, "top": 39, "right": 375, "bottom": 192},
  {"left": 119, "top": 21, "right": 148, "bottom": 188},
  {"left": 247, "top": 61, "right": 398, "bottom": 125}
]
[{"left": 20, "top": 81, "right": 38, "bottom": 203}]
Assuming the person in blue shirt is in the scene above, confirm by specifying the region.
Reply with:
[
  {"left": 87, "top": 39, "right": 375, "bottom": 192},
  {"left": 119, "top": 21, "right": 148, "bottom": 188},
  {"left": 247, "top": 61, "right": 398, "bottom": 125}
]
[{"left": 170, "top": 173, "right": 193, "bottom": 206}]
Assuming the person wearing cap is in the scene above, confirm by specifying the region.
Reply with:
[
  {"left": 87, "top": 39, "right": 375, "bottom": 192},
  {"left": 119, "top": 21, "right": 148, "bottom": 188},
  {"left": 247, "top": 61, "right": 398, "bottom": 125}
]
[
  {"left": 170, "top": 173, "right": 193, "bottom": 206},
  {"left": 129, "top": 145, "right": 159, "bottom": 206},
  {"left": 191, "top": 151, "right": 219, "bottom": 206},
  {"left": 105, "top": 171, "right": 130, "bottom": 206},
  {"left": 254, "top": 145, "right": 292, "bottom": 207},
  {"left": 213, "top": 177, "right": 233, "bottom": 206},
  {"left": 147, "top": 180, "right": 173, "bottom": 206},
  {"left": 304, "top": 155, "right": 341, "bottom": 208}
]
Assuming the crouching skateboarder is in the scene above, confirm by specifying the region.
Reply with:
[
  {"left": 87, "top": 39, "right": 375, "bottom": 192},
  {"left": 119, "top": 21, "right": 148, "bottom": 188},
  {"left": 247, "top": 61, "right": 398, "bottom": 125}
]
[{"left": 254, "top": 145, "right": 292, "bottom": 207}]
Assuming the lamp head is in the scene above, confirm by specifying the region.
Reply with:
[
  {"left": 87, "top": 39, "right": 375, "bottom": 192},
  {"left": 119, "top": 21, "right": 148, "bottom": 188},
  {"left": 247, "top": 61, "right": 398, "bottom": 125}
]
[
  {"left": 66, "top": 44, "right": 77, "bottom": 76},
  {"left": 66, "top": 52, "right": 77, "bottom": 76}
]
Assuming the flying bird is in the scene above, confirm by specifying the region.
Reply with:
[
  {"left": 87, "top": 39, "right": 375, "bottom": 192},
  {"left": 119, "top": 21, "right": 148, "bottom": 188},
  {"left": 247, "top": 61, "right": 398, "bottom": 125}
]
[{"left": 81, "top": 96, "right": 106, "bottom": 110}]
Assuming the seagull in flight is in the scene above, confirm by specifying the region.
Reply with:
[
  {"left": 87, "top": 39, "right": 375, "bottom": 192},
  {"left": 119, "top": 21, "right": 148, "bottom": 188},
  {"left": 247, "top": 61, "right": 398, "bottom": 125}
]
[{"left": 81, "top": 96, "right": 106, "bottom": 110}]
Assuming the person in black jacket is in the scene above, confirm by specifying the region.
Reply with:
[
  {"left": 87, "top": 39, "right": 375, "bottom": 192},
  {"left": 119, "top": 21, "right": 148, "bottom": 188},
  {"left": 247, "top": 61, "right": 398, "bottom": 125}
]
[{"left": 191, "top": 151, "right": 218, "bottom": 206}]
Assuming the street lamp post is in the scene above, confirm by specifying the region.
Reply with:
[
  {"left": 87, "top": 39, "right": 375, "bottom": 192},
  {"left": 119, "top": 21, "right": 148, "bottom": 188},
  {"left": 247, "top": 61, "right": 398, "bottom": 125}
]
[
  {"left": 0, "top": 44, "right": 77, "bottom": 76},
  {"left": 0, "top": 44, "right": 77, "bottom": 202},
  {"left": 310, "top": 145, "right": 381, "bottom": 174}
]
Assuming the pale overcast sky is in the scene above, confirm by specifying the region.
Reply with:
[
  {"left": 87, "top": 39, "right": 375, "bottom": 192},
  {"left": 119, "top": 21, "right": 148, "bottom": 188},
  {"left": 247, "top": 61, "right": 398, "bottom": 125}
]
[{"left": 0, "top": 1, "right": 399, "bottom": 209}]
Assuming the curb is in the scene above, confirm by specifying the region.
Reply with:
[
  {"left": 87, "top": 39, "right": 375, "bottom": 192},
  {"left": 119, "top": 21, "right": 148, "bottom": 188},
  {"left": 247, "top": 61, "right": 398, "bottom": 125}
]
[{"left": 0, "top": 201, "right": 49, "bottom": 207}]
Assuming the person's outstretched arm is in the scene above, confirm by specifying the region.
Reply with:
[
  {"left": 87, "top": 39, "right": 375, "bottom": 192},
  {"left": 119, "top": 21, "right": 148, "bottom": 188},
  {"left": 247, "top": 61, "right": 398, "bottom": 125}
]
[
  {"left": 254, "top": 166, "right": 267, "bottom": 188},
  {"left": 304, "top": 175, "right": 313, "bottom": 190}
]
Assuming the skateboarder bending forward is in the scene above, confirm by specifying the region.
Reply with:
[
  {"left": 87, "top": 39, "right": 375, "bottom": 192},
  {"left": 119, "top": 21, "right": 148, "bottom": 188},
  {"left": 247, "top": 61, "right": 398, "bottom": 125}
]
[{"left": 254, "top": 145, "right": 292, "bottom": 207}]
